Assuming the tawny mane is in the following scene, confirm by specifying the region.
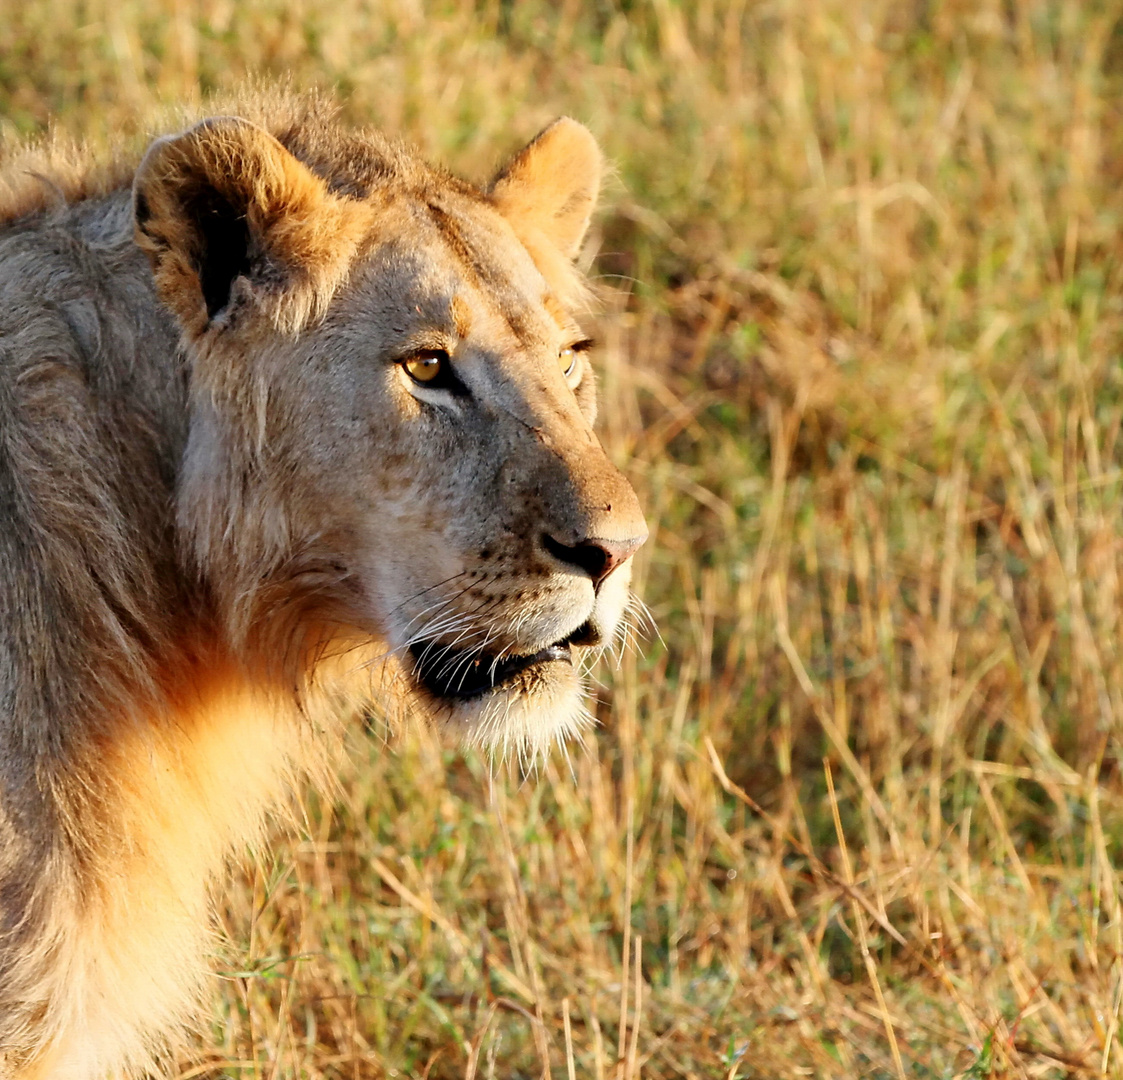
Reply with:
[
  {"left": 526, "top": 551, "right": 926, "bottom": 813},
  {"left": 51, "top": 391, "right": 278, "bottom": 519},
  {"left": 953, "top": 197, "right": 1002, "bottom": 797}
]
[{"left": 0, "top": 91, "right": 451, "bottom": 225}]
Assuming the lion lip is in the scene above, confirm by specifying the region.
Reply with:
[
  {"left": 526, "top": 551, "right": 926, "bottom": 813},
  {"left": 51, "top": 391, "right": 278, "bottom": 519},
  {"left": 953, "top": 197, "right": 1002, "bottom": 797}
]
[{"left": 409, "top": 637, "right": 574, "bottom": 701}]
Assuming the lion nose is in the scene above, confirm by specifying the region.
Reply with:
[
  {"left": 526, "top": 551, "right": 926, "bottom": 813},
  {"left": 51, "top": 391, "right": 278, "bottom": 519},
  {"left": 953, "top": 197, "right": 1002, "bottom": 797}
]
[{"left": 543, "top": 532, "right": 647, "bottom": 589}]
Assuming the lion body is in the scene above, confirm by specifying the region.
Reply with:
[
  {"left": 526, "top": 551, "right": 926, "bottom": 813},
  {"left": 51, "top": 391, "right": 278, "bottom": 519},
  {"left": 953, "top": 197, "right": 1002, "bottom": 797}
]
[{"left": 0, "top": 97, "right": 645, "bottom": 1078}]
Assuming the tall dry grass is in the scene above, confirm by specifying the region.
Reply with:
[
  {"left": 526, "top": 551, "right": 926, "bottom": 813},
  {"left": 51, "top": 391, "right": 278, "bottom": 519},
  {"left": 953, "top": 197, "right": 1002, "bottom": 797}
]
[{"left": 6, "top": 0, "right": 1123, "bottom": 1076}]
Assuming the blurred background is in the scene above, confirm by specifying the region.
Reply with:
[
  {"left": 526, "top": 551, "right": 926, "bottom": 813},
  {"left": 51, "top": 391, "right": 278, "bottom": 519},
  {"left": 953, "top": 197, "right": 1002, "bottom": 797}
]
[{"left": 6, "top": 1, "right": 1123, "bottom": 1076}]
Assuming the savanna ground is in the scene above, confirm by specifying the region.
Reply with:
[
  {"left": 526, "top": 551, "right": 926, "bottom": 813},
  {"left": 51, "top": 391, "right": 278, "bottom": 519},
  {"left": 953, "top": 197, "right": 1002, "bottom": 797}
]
[{"left": 7, "top": 1, "right": 1123, "bottom": 1076}]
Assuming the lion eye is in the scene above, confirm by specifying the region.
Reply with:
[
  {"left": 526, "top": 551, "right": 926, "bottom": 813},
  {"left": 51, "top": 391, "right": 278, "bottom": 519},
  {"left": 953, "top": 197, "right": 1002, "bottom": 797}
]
[
  {"left": 403, "top": 349, "right": 450, "bottom": 385},
  {"left": 559, "top": 339, "right": 592, "bottom": 385}
]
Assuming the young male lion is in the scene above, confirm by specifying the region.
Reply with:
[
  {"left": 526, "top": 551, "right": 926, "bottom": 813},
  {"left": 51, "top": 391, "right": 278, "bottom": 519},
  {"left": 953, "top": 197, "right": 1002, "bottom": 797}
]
[{"left": 0, "top": 96, "right": 646, "bottom": 1079}]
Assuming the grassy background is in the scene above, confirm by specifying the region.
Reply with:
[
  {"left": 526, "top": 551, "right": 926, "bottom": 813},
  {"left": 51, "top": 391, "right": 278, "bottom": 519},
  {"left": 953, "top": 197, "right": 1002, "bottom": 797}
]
[{"left": 6, "top": 1, "right": 1123, "bottom": 1076}]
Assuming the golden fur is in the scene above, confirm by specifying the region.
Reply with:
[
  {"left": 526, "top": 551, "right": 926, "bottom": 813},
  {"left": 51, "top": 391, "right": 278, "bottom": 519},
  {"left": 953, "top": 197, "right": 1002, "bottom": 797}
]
[{"left": 0, "top": 95, "right": 646, "bottom": 1078}]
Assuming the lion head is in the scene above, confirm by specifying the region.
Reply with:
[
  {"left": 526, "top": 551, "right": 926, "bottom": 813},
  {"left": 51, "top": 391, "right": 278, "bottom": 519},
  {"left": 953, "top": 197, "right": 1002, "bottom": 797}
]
[{"left": 132, "top": 111, "right": 648, "bottom": 758}]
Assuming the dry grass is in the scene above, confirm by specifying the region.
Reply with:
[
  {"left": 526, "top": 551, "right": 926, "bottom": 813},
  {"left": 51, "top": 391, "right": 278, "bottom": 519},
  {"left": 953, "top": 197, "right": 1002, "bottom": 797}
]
[{"left": 8, "top": 1, "right": 1123, "bottom": 1076}]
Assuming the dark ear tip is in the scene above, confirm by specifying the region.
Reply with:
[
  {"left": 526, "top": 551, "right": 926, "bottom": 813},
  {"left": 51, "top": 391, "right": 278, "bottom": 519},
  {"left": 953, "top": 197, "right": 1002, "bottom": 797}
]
[{"left": 134, "top": 189, "right": 152, "bottom": 229}]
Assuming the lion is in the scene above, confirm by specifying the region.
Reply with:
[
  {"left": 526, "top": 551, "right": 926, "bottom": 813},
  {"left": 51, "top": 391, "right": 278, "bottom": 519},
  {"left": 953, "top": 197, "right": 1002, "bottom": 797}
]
[{"left": 0, "top": 94, "right": 647, "bottom": 1079}]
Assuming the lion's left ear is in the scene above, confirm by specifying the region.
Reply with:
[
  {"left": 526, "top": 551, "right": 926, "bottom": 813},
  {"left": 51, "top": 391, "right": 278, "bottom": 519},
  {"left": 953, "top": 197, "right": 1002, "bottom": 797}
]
[{"left": 488, "top": 118, "right": 602, "bottom": 260}]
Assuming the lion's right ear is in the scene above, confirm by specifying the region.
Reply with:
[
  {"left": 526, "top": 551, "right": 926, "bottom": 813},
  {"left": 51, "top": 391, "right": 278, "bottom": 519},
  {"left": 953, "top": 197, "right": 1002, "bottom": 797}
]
[{"left": 133, "top": 118, "right": 370, "bottom": 338}]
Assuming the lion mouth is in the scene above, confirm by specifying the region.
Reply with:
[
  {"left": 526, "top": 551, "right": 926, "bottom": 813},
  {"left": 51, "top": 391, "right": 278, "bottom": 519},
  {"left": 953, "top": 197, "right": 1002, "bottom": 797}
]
[{"left": 408, "top": 633, "right": 580, "bottom": 701}]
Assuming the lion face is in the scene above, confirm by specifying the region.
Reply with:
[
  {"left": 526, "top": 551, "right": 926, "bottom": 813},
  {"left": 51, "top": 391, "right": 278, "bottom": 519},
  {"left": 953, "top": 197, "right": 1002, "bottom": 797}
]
[{"left": 133, "top": 115, "right": 647, "bottom": 756}]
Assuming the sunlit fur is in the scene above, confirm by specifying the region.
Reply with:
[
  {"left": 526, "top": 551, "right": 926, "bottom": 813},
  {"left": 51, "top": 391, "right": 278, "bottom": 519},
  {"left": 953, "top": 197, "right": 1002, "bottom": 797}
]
[{"left": 0, "top": 92, "right": 645, "bottom": 1078}]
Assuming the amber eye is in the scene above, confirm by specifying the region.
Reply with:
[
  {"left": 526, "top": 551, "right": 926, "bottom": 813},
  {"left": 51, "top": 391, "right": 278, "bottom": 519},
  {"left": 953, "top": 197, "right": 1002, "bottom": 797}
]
[
  {"left": 559, "top": 339, "right": 593, "bottom": 384},
  {"left": 403, "top": 349, "right": 449, "bottom": 384}
]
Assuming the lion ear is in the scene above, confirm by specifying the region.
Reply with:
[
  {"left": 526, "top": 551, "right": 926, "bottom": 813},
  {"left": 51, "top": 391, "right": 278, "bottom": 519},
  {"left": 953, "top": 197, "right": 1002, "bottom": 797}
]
[
  {"left": 488, "top": 118, "right": 602, "bottom": 260},
  {"left": 133, "top": 117, "right": 368, "bottom": 337}
]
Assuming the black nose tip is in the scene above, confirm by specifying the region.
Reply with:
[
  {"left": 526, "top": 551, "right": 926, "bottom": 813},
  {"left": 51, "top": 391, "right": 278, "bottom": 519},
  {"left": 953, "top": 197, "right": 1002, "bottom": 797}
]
[{"left": 543, "top": 532, "right": 647, "bottom": 588}]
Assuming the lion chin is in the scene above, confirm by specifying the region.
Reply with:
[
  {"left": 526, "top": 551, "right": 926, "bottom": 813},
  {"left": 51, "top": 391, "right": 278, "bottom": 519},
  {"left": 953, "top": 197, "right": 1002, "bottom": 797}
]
[
  {"left": 391, "top": 568, "right": 638, "bottom": 761},
  {"left": 408, "top": 632, "right": 595, "bottom": 760}
]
